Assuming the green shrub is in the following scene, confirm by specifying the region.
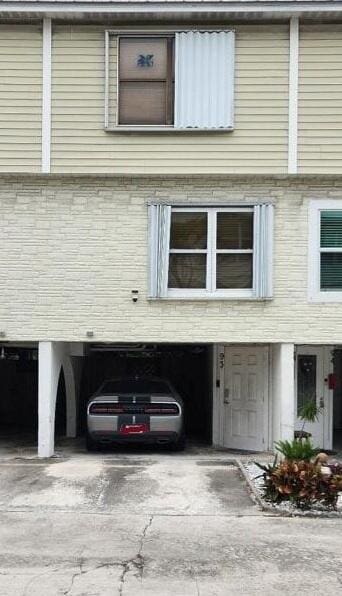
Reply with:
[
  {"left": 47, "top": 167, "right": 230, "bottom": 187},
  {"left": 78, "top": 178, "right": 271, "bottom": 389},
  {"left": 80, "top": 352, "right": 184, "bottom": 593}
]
[
  {"left": 274, "top": 438, "right": 319, "bottom": 461},
  {"left": 255, "top": 460, "right": 342, "bottom": 510},
  {"left": 298, "top": 400, "right": 323, "bottom": 425}
]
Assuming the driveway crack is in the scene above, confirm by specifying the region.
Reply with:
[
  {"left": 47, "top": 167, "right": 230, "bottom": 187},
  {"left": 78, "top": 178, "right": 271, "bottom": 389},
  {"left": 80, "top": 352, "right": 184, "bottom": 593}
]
[
  {"left": 63, "top": 560, "right": 123, "bottom": 595},
  {"left": 118, "top": 515, "right": 154, "bottom": 595},
  {"left": 138, "top": 515, "right": 154, "bottom": 557},
  {"left": 63, "top": 560, "right": 85, "bottom": 596}
]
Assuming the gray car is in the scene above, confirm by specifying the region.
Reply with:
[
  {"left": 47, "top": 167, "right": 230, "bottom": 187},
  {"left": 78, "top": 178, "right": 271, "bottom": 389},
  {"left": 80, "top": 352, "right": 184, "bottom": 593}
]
[{"left": 86, "top": 376, "right": 185, "bottom": 451}]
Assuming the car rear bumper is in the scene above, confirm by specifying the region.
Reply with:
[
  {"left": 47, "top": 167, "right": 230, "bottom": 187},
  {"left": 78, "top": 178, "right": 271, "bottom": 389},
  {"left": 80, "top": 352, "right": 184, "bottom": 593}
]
[{"left": 89, "top": 430, "right": 180, "bottom": 445}]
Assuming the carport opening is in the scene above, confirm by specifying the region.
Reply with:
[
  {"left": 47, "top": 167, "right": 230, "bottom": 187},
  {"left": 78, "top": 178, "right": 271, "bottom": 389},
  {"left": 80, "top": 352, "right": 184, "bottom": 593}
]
[
  {"left": 0, "top": 346, "right": 38, "bottom": 445},
  {"left": 0, "top": 345, "right": 68, "bottom": 450},
  {"left": 55, "top": 368, "right": 67, "bottom": 438},
  {"left": 333, "top": 349, "right": 342, "bottom": 452},
  {"left": 79, "top": 343, "right": 213, "bottom": 445}
]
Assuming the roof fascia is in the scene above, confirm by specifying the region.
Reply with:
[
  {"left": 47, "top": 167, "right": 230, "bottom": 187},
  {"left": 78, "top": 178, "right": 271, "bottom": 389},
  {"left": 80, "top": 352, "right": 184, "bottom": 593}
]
[{"left": 1, "top": 2, "right": 342, "bottom": 17}]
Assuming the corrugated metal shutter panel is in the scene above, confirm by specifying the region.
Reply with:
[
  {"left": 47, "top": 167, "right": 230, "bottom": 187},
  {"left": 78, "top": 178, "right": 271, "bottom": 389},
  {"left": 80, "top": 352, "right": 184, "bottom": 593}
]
[
  {"left": 148, "top": 204, "right": 171, "bottom": 298},
  {"left": 174, "top": 31, "right": 235, "bottom": 130},
  {"left": 254, "top": 204, "right": 274, "bottom": 299}
]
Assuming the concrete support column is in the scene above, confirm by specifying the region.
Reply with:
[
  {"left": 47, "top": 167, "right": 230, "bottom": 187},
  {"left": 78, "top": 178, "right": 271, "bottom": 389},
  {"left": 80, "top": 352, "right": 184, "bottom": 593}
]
[
  {"left": 38, "top": 341, "right": 64, "bottom": 457},
  {"left": 272, "top": 343, "right": 295, "bottom": 449},
  {"left": 38, "top": 342, "right": 80, "bottom": 457}
]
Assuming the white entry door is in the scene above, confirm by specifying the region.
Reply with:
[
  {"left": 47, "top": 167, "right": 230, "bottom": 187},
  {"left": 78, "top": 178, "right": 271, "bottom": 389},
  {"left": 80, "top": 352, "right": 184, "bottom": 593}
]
[
  {"left": 295, "top": 347, "right": 326, "bottom": 448},
  {"left": 222, "top": 346, "right": 268, "bottom": 451}
]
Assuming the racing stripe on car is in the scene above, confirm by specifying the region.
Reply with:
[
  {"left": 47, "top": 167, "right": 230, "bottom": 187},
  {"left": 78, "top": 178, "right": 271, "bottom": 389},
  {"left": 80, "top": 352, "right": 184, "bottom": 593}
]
[
  {"left": 119, "top": 395, "right": 134, "bottom": 404},
  {"left": 135, "top": 395, "right": 150, "bottom": 429},
  {"left": 135, "top": 413, "right": 150, "bottom": 430},
  {"left": 135, "top": 395, "right": 151, "bottom": 404},
  {"left": 117, "top": 395, "right": 134, "bottom": 430},
  {"left": 117, "top": 414, "right": 134, "bottom": 430}
]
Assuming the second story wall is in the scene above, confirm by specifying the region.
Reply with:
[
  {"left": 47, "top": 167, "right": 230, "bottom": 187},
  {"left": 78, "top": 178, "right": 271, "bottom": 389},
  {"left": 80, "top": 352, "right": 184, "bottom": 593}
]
[
  {"left": 2, "top": 19, "right": 342, "bottom": 175},
  {"left": 0, "top": 24, "right": 42, "bottom": 173},
  {"left": 299, "top": 24, "right": 342, "bottom": 174},
  {"left": 51, "top": 24, "right": 289, "bottom": 175}
]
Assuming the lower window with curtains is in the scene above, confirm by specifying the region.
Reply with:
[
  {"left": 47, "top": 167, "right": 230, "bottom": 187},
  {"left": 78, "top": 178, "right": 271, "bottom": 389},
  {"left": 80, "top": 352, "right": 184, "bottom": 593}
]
[{"left": 149, "top": 204, "right": 273, "bottom": 300}]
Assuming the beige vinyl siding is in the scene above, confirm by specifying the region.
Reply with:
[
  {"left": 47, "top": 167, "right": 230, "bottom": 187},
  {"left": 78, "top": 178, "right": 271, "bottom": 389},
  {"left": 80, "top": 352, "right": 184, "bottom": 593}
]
[
  {"left": 0, "top": 25, "right": 42, "bottom": 172},
  {"left": 298, "top": 24, "right": 342, "bottom": 174},
  {"left": 51, "top": 24, "right": 289, "bottom": 174}
]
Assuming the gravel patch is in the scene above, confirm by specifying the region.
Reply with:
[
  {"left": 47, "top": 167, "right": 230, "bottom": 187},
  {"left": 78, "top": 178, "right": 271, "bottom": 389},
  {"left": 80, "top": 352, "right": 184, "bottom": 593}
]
[{"left": 241, "top": 461, "right": 342, "bottom": 518}]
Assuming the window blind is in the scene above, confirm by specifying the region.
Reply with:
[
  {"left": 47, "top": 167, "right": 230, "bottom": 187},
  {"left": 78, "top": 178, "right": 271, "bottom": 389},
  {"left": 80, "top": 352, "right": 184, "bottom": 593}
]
[
  {"left": 321, "top": 211, "right": 342, "bottom": 247},
  {"left": 320, "top": 210, "right": 342, "bottom": 291}
]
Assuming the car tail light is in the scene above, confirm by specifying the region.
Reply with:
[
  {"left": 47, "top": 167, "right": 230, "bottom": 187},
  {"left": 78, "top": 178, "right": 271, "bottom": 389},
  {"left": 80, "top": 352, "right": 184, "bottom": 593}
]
[
  {"left": 89, "top": 402, "right": 180, "bottom": 416},
  {"left": 89, "top": 403, "right": 123, "bottom": 415},
  {"left": 144, "top": 405, "right": 179, "bottom": 415}
]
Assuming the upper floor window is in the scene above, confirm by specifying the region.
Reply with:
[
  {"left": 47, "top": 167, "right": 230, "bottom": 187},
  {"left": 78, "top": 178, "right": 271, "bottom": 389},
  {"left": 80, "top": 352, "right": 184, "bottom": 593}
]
[
  {"left": 105, "top": 31, "right": 235, "bottom": 131},
  {"left": 149, "top": 204, "right": 273, "bottom": 300},
  {"left": 118, "top": 36, "right": 174, "bottom": 126},
  {"left": 309, "top": 200, "right": 342, "bottom": 301}
]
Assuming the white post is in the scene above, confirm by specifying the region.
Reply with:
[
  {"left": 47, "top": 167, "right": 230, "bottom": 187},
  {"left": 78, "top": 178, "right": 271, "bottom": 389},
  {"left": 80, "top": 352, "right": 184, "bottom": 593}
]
[
  {"left": 288, "top": 17, "right": 299, "bottom": 174},
  {"left": 280, "top": 343, "right": 295, "bottom": 440},
  {"left": 38, "top": 342, "right": 62, "bottom": 457},
  {"left": 42, "top": 18, "right": 52, "bottom": 173},
  {"left": 272, "top": 343, "right": 295, "bottom": 448}
]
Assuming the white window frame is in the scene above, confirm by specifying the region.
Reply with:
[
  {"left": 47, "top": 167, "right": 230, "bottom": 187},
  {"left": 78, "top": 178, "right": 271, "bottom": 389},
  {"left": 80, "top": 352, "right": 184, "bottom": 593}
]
[
  {"left": 308, "top": 199, "right": 342, "bottom": 302},
  {"left": 104, "top": 29, "right": 235, "bottom": 133},
  {"left": 167, "top": 207, "right": 255, "bottom": 299}
]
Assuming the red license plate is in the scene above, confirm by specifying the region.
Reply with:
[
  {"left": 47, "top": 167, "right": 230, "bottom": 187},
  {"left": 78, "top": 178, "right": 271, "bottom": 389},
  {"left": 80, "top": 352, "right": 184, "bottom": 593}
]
[{"left": 120, "top": 423, "right": 149, "bottom": 435}]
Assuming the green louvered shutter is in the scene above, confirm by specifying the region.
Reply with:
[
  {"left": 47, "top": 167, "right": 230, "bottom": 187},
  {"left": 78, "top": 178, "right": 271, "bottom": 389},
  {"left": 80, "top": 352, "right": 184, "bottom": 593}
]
[{"left": 320, "top": 211, "right": 342, "bottom": 291}]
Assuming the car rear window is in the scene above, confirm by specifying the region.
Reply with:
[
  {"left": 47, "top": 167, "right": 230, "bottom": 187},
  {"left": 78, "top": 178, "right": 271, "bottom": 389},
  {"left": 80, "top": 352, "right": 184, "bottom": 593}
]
[{"left": 100, "top": 379, "right": 171, "bottom": 394}]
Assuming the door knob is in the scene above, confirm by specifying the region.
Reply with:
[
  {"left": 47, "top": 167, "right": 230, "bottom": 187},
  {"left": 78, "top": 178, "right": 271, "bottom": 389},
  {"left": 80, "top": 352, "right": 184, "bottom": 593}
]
[{"left": 319, "top": 397, "right": 324, "bottom": 408}]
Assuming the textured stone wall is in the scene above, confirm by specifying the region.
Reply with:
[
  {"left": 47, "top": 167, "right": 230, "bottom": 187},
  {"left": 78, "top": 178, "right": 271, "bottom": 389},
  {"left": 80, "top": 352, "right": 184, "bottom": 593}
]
[{"left": 1, "top": 174, "right": 342, "bottom": 343}]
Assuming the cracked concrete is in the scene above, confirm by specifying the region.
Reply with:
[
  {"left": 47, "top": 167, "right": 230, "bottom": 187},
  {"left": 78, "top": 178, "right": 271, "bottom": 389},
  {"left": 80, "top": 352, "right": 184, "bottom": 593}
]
[
  {"left": 0, "top": 452, "right": 341, "bottom": 595},
  {"left": 118, "top": 516, "right": 153, "bottom": 594}
]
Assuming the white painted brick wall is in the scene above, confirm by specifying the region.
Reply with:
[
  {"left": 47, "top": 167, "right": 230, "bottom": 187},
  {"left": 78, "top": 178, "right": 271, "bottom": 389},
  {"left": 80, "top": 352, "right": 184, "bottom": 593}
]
[{"left": 1, "top": 174, "right": 342, "bottom": 344}]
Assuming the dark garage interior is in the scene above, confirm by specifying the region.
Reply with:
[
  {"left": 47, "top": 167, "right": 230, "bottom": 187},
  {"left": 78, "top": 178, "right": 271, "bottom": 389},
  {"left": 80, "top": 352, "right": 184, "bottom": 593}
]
[
  {"left": 0, "top": 343, "right": 213, "bottom": 449},
  {"left": 0, "top": 345, "right": 66, "bottom": 443},
  {"left": 0, "top": 347, "right": 39, "bottom": 439},
  {"left": 80, "top": 343, "right": 213, "bottom": 444}
]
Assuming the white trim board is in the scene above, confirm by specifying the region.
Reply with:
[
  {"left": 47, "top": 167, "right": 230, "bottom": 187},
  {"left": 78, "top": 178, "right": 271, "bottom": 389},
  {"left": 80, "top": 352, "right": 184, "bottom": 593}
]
[
  {"left": 308, "top": 199, "right": 342, "bottom": 303},
  {"left": 42, "top": 18, "right": 52, "bottom": 174},
  {"left": 3, "top": 3, "right": 342, "bottom": 17},
  {"left": 288, "top": 17, "right": 299, "bottom": 174}
]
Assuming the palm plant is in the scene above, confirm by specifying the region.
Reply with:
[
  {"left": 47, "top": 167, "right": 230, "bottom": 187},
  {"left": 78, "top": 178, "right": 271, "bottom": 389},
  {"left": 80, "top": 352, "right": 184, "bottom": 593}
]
[
  {"left": 298, "top": 399, "right": 324, "bottom": 437},
  {"left": 274, "top": 438, "right": 319, "bottom": 461}
]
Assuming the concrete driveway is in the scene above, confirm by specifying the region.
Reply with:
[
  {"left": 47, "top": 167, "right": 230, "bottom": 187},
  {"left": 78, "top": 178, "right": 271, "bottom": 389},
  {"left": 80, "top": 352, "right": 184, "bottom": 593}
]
[{"left": 0, "top": 451, "right": 341, "bottom": 595}]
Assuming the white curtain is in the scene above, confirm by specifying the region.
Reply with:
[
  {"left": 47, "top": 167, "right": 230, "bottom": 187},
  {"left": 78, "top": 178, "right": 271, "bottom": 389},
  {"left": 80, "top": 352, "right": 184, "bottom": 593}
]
[
  {"left": 174, "top": 31, "right": 235, "bottom": 130},
  {"left": 149, "top": 204, "right": 171, "bottom": 298}
]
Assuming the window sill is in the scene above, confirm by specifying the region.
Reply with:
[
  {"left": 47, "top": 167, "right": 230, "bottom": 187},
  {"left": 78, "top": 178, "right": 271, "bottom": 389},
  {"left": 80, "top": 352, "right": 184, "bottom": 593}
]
[
  {"left": 148, "top": 295, "right": 271, "bottom": 302},
  {"left": 104, "top": 126, "right": 234, "bottom": 133},
  {"left": 309, "top": 291, "right": 342, "bottom": 303}
]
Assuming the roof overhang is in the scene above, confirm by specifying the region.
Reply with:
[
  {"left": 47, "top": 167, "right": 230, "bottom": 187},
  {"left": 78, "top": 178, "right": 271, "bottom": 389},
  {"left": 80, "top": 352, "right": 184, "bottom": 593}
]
[{"left": 1, "top": 2, "right": 342, "bottom": 22}]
